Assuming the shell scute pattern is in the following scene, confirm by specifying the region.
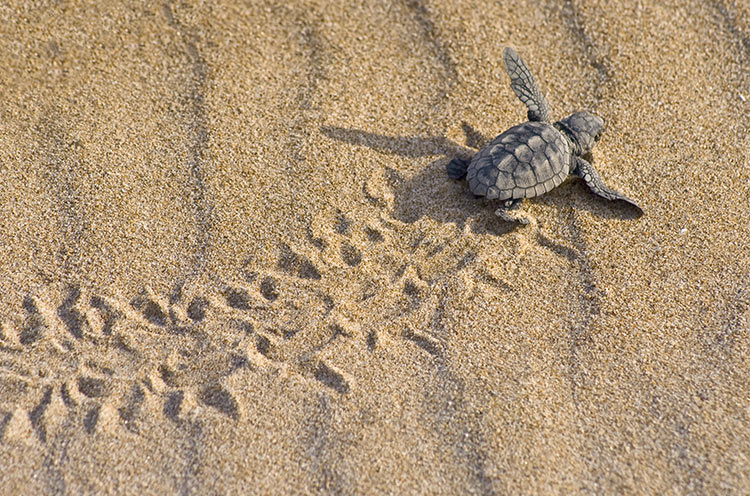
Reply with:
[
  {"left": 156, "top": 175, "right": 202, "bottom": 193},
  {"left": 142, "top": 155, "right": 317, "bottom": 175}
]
[
  {"left": 527, "top": 134, "right": 545, "bottom": 153},
  {"left": 514, "top": 166, "right": 537, "bottom": 188},
  {"left": 513, "top": 144, "right": 533, "bottom": 164},
  {"left": 466, "top": 121, "right": 569, "bottom": 201},
  {"left": 500, "top": 134, "right": 515, "bottom": 144},
  {"left": 530, "top": 153, "right": 548, "bottom": 173}
]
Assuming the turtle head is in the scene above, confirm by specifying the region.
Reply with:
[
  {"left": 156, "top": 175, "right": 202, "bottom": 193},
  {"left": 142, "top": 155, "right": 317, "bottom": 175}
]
[{"left": 555, "top": 111, "right": 604, "bottom": 155}]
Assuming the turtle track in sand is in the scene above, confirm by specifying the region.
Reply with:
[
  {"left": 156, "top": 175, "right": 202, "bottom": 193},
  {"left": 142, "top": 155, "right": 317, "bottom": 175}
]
[
  {"left": 0, "top": 203, "right": 489, "bottom": 470},
  {"left": 0, "top": 279, "right": 348, "bottom": 440}
]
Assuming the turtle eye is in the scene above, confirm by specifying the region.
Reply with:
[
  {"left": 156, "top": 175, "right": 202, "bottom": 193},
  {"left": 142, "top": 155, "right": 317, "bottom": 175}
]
[{"left": 594, "top": 132, "right": 601, "bottom": 142}]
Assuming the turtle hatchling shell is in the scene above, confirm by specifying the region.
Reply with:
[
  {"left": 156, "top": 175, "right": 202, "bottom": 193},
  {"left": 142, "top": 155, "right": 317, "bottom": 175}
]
[{"left": 466, "top": 121, "right": 571, "bottom": 200}]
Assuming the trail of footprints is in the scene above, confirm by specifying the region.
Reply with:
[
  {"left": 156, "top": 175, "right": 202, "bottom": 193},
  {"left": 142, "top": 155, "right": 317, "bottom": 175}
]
[
  {"left": 0, "top": 249, "right": 361, "bottom": 440},
  {"left": 0, "top": 213, "right": 481, "bottom": 442}
]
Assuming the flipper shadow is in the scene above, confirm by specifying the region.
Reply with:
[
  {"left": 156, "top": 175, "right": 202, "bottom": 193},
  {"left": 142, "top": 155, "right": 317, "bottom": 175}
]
[{"left": 534, "top": 154, "right": 644, "bottom": 221}]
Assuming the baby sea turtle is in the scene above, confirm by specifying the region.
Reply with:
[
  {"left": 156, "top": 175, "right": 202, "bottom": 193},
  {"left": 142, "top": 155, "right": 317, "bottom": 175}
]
[{"left": 447, "top": 47, "right": 642, "bottom": 224}]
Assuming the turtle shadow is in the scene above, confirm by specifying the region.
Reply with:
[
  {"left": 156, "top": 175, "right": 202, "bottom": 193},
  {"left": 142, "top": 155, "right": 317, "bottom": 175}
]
[
  {"left": 320, "top": 123, "right": 519, "bottom": 237},
  {"left": 320, "top": 124, "right": 641, "bottom": 233}
]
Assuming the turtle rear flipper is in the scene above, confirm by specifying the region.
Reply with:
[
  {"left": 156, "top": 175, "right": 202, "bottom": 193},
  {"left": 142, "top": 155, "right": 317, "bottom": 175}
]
[
  {"left": 495, "top": 199, "right": 531, "bottom": 225},
  {"left": 574, "top": 157, "right": 643, "bottom": 214},
  {"left": 503, "top": 47, "right": 551, "bottom": 123},
  {"left": 446, "top": 157, "right": 470, "bottom": 180}
]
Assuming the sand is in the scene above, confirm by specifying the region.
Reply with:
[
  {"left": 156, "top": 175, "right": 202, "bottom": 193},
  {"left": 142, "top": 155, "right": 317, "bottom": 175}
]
[{"left": 0, "top": 0, "right": 748, "bottom": 493}]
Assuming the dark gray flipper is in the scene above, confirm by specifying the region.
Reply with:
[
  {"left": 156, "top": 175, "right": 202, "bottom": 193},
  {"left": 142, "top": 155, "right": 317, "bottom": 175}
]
[
  {"left": 495, "top": 198, "right": 530, "bottom": 225},
  {"left": 503, "top": 47, "right": 551, "bottom": 123},
  {"left": 574, "top": 157, "right": 643, "bottom": 214},
  {"left": 446, "top": 157, "right": 470, "bottom": 180}
]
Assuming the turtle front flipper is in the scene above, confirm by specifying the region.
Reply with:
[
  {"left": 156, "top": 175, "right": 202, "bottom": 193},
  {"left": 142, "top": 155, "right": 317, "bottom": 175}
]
[
  {"left": 503, "top": 47, "right": 551, "bottom": 123},
  {"left": 574, "top": 157, "right": 643, "bottom": 214},
  {"left": 446, "top": 157, "right": 470, "bottom": 180}
]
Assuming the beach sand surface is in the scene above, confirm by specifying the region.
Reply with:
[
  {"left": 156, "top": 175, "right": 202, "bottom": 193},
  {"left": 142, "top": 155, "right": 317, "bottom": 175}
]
[{"left": 0, "top": 0, "right": 748, "bottom": 493}]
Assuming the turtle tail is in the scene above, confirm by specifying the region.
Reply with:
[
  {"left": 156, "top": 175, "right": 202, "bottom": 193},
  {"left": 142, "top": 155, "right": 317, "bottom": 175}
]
[{"left": 446, "top": 157, "right": 470, "bottom": 180}]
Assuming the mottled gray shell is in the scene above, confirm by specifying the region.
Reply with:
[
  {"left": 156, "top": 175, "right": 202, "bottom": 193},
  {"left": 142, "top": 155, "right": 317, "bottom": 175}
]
[{"left": 466, "top": 121, "right": 570, "bottom": 200}]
